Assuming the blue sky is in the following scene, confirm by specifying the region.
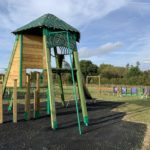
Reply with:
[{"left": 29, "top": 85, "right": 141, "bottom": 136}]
[{"left": 0, "top": 0, "right": 150, "bottom": 71}]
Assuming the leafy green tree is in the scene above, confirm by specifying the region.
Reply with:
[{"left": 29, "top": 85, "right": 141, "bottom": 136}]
[
  {"left": 80, "top": 60, "right": 98, "bottom": 80},
  {"left": 79, "top": 60, "right": 150, "bottom": 85},
  {"left": 99, "top": 64, "right": 125, "bottom": 79},
  {"left": 126, "top": 66, "right": 141, "bottom": 77}
]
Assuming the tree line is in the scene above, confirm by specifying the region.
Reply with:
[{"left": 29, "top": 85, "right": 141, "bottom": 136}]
[
  {"left": 27, "top": 60, "right": 150, "bottom": 86},
  {"left": 80, "top": 60, "right": 150, "bottom": 85}
]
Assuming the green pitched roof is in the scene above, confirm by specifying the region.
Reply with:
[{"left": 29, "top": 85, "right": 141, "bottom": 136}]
[{"left": 13, "top": 14, "right": 80, "bottom": 42}]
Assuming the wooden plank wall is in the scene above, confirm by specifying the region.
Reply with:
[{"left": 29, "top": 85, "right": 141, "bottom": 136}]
[
  {"left": 22, "top": 35, "right": 43, "bottom": 68},
  {"left": 6, "top": 38, "right": 20, "bottom": 87},
  {"left": 7, "top": 34, "right": 46, "bottom": 87},
  {"left": 22, "top": 35, "right": 44, "bottom": 86}
]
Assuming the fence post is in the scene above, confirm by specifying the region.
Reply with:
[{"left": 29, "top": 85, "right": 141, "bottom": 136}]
[
  {"left": 33, "top": 72, "right": 40, "bottom": 118},
  {"left": 0, "top": 83, "right": 3, "bottom": 124},
  {"left": 13, "top": 79, "right": 17, "bottom": 123},
  {"left": 24, "top": 74, "right": 30, "bottom": 120},
  {"left": 99, "top": 75, "right": 101, "bottom": 95}
]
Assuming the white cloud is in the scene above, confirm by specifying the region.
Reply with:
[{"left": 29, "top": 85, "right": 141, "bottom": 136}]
[
  {"left": 112, "top": 51, "right": 136, "bottom": 55},
  {"left": 121, "top": 34, "right": 150, "bottom": 70},
  {"left": 143, "top": 60, "right": 150, "bottom": 64},
  {"left": 79, "top": 41, "right": 123, "bottom": 58},
  {"left": 0, "top": 0, "right": 127, "bottom": 68},
  {"left": 127, "top": 0, "right": 150, "bottom": 16},
  {"left": 0, "top": 0, "right": 127, "bottom": 30}
]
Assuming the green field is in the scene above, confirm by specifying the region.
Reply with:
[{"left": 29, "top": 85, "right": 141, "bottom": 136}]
[
  {"left": 87, "top": 85, "right": 150, "bottom": 124},
  {"left": 5, "top": 84, "right": 150, "bottom": 125}
]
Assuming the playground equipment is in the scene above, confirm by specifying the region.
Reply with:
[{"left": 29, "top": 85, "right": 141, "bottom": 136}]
[
  {"left": 0, "top": 14, "right": 88, "bottom": 134},
  {"left": 121, "top": 87, "right": 143, "bottom": 96},
  {"left": 86, "top": 75, "right": 101, "bottom": 97},
  {"left": 141, "top": 87, "right": 150, "bottom": 99},
  {"left": 88, "top": 83, "right": 147, "bottom": 97},
  {"left": 86, "top": 75, "right": 101, "bottom": 90},
  {"left": 113, "top": 86, "right": 145, "bottom": 97}
]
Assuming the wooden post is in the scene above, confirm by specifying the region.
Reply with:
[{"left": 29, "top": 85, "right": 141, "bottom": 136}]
[
  {"left": 36, "top": 72, "right": 40, "bottom": 115},
  {"left": 34, "top": 72, "right": 40, "bottom": 118},
  {"left": 43, "top": 29, "right": 57, "bottom": 129},
  {"left": 19, "top": 34, "right": 23, "bottom": 88},
  {"left": 99, "top": 75, "right": 101, "bottom": 95},
  {"left": 13, "top": 79, "right": 17, "bottom": 123},
  {"left": 73, "top": 50, "right": 88, "bottom": 126},
  {"left": 36, "top": 72, "right": 40, "bottom": 91},
  {"left": 0, "top": 83, "right": 3, "bottom": 124},
  {"left": 43, "top": 70, "right": 48, "bottom": 86},
  {"left": 54, "top": 47, "right": 65, "bottom": 107},
  {"left": 24, "top": 74, "right": 30, "bottom": 120}
]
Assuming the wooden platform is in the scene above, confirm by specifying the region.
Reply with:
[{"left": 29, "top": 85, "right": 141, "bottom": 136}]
[{"left": 52, "top": 68, "right": 77, "bottom": 73}]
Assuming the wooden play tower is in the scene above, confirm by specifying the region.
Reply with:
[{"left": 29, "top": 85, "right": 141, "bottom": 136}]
[{"left": 2, "top": 14, "right": 88, "bottom": 133}]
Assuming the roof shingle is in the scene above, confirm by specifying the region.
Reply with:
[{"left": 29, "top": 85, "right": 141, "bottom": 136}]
[{"left": 13, "top": 14, "right": 80, "bottom": 42}]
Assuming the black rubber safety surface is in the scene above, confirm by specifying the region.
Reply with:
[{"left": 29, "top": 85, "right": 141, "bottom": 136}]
[{"left": 0, "top": 100, "right": 146, "bottom": 150}]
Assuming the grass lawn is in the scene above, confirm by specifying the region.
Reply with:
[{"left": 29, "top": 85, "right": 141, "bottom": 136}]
[
  {"left": 14, "top": 84, "right": 150, "bottom": 125},
  {"left": 101, "top": 96, "right": 150, "bottom": 124},
  {"left": 4, "top": 85, "right": 150, "bottom": 124},
  {"left": 87, "top": 86, "right": 150, "bottom": 124}
]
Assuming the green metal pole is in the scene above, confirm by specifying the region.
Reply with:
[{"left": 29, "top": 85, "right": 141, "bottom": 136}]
[
  {"left": 2, "top": 35, "right": 19, "bottom": 94},
  {"left": 73, "top": 50, "right": 88, "bottom": 126},
  {"left": 66, "top": 32, "right": 82, "bottom": 135},
  {"left": 47, "top": 88, "right": 50, "bottom": 115},
  {"left": 19, "top": 34, "right": 23, "bottom": 88},
  {"left": 8, "top": 95, "right": 13, "bottom": 111},
  {"left": 54, "top": 47, "right": 65, "bottom": 107},
  {"left": 43, "top": 29, "right": 57, "bottom": 129}
]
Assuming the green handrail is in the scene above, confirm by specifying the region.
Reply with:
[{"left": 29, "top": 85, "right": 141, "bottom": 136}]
[
  {"left": 66, "top": 32, "right": 82, "bottom": 135},
  {"left": 19, "top": 34, "right": 23, "bottom": 88}
]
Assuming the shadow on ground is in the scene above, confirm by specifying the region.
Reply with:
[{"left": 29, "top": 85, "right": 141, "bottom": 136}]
[{"left": 0, "top": 100, "right": 147, "bottom": 150}]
